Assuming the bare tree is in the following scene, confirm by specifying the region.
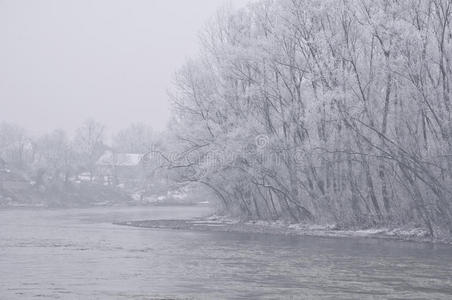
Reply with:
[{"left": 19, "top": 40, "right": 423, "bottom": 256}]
[
  {"left": 73, "top": 119, "right": 105, "bottom": 182},
  {"left": 169, "top": 0, "right": 452, "bottom": 237}
]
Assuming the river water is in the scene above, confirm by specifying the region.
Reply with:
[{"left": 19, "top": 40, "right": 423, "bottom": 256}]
[{"left": 0, "top": 206, "right": 451, "bottom": 299}]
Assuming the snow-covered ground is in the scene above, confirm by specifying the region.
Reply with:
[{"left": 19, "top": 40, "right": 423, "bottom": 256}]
[{"left": 180, "top": 215, "right": 446, "bottom": 244}]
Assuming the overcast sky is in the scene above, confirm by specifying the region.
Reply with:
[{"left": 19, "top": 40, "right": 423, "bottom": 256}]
[{"left": 0, "top": 0, "right": 249, "bottom": 136}]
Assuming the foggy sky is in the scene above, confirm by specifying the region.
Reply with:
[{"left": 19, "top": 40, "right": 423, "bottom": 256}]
[{"left": 0, "top": 0, "right": 249, "bottom": 136}]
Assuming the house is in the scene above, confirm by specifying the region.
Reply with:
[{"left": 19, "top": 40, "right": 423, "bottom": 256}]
[{"left": 96, "top": 150, "right": 149, "bottom": 187}]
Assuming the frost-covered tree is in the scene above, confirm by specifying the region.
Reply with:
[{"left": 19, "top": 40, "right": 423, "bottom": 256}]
[
  {"left": 0, "top": 122, "right": 31, "bottom": 169},
  {"left": 73, "top": 119, "right": 105, "bottom": 181},
  {"left": 34, "top": 130, "right": 75, "bottom": 184},
  {"left": 112, "top": 123, "right": 156, "bottom": 153},
  {"left": 169, "top": 0, "right": 452, "bottom": 237}
]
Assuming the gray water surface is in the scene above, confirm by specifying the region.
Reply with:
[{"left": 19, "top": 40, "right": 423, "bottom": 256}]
[{"left": 1, "top": 206, "right": 452, "bottom": 299}]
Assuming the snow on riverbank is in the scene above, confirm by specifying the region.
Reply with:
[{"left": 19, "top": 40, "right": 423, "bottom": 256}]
[{"left": 116, "top": 214, "right": 451, "bottom": 245}]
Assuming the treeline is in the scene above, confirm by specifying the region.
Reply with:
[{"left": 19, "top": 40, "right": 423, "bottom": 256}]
[
  {"left": 0, "top": 120, "right": 157, "bottom": 187},
  {"left": 170, "top": 0, "right": 452, "bottom": 237}
]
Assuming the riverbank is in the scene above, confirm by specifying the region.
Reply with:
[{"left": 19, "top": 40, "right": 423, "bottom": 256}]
[{"left": 116, "top": 215, "right": 452, "bottom": 245}]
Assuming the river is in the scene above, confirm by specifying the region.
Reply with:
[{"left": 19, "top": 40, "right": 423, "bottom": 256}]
[{"left": 0, "top": 206, "right": 451, "bottom": 299}]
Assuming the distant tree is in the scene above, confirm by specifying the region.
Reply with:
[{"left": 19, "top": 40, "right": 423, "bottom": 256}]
[
  {"left": 112, "top": 123, "right": 156, "bottom": 153},
  {"left": 73, "top": 119, "right": 105, "bottom": 181},
  {"left": 34, "top": 130, "right": 75, "bottom": 184},
  {"left": 0, "top": 122, "right": 31, "bottom": 169}
]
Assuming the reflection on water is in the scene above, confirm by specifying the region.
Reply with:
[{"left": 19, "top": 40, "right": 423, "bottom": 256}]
[{"left": 0, "top": 206, "right": 452, "bottom": 299}]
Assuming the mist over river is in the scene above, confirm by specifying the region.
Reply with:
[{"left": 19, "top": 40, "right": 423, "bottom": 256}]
[{"left": 1, "top": 206, "right": 452, "bottom": 299}]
